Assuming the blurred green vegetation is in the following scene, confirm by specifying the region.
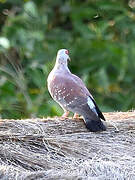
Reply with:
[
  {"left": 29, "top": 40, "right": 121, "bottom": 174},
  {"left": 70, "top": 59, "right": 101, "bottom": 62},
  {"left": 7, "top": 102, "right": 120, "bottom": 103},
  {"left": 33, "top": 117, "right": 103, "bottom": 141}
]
[{"left": 0, "top": 0, "right": 135, "bottom": 119}]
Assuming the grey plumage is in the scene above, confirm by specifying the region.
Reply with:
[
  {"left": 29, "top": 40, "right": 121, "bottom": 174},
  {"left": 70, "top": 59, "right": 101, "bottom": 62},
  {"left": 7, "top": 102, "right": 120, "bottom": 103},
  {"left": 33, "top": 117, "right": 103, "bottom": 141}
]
[{"left": 47, "top": 49, "right": 106, "bottom": 132}]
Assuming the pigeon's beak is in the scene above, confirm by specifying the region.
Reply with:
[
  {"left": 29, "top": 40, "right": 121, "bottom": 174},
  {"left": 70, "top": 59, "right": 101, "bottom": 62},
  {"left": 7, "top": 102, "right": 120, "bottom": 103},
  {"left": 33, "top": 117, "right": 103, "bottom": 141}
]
[
  {"left": 68, "top": 57, "right": 71, "bottom": 62},
  {"left": 65, "top": 50, "right": 70, "bottom": 62}
]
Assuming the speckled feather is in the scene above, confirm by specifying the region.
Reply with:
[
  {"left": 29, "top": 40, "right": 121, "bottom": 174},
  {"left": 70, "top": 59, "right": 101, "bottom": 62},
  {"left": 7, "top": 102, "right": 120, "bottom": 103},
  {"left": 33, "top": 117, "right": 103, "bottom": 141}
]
[{"left": 47, "top": 49, "right": 106, "bottom": 132}]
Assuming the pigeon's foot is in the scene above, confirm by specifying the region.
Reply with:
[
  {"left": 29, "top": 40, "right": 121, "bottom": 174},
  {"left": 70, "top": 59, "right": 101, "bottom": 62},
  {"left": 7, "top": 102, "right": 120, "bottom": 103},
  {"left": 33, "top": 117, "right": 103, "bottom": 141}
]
[
  {"left": 73, "top": 113, "right": 83, "bottom": 120},
  {"left": 61, "top": 111, "right": 69, "bottom": 120},
  {"left": 73, "top": 113, "right": 79, "bottom": 119}
]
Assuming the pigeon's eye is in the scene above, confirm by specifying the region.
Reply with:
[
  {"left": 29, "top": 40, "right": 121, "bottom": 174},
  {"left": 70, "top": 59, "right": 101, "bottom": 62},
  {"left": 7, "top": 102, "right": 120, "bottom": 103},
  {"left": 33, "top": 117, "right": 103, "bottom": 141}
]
[{"left": 65, "top": 50, "right": 69, "bottom": 55}]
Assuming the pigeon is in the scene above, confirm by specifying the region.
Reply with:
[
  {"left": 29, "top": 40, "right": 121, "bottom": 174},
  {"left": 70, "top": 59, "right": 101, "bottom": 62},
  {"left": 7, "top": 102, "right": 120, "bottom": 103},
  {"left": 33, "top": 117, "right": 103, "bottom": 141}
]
[{"left": 47, "top": 49, "right": 106, "bottom": 132}]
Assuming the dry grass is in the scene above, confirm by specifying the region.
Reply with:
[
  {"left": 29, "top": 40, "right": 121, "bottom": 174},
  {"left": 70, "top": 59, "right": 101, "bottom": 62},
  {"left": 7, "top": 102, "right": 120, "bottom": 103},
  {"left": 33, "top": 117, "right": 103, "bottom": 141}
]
[{"left": 0, "top": 112, "right": 135, "bottom": 180}]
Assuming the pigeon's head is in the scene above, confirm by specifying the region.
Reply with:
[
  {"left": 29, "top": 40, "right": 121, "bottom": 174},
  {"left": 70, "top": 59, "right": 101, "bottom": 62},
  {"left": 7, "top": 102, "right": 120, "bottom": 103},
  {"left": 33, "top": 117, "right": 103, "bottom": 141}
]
[{"left": 56, "top": 49, "right": 70, "bottom": 66}]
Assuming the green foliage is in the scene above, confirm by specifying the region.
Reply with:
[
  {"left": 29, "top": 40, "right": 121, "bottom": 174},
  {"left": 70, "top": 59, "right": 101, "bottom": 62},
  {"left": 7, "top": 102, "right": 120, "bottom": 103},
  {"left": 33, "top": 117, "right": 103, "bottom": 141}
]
[{"left": 0, "top": 0, "right": 135, "bottom": 118}]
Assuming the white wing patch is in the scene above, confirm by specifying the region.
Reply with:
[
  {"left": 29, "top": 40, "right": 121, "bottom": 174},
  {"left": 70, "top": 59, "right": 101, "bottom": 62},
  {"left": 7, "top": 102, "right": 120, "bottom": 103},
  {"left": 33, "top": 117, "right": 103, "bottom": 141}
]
[{"left": 87, "top": 97, "right": 98, "bottom": 116}]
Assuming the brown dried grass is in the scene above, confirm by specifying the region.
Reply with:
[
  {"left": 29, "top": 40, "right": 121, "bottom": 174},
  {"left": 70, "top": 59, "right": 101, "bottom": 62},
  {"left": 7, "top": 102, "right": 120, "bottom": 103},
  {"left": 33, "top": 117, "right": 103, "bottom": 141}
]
[{"left": 0, "top": 112, "right": 135, "bottom": 180}]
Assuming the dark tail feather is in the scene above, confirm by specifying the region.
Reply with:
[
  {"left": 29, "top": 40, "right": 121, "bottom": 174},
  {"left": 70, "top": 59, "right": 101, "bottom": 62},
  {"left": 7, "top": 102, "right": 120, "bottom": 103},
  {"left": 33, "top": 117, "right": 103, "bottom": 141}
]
[
  {"left": 84, "top": 117, "right": 106, "bottom": 132},
  {"left": 90, "top": 97, "right": 106, "bottom": 121}
]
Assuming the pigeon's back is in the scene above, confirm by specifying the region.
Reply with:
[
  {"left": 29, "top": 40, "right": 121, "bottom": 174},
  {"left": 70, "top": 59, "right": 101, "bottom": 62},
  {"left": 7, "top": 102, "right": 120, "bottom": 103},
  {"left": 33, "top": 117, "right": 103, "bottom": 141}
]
[{"left": 47, "top": 49, "right": 106, "bottom": 132}]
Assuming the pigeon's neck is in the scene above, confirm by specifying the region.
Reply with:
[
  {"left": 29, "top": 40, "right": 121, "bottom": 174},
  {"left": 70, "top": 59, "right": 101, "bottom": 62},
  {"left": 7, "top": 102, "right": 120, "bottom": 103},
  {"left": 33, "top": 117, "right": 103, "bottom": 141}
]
[{"left": 54, "top": 61, "right": 71, "bottom": 74}]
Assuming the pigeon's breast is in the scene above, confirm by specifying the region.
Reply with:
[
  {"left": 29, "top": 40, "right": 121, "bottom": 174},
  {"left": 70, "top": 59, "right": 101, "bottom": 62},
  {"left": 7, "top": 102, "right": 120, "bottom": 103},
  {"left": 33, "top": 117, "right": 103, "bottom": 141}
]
[{"left": 48, "top": 73, "right": 66, "bottom": 103}]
